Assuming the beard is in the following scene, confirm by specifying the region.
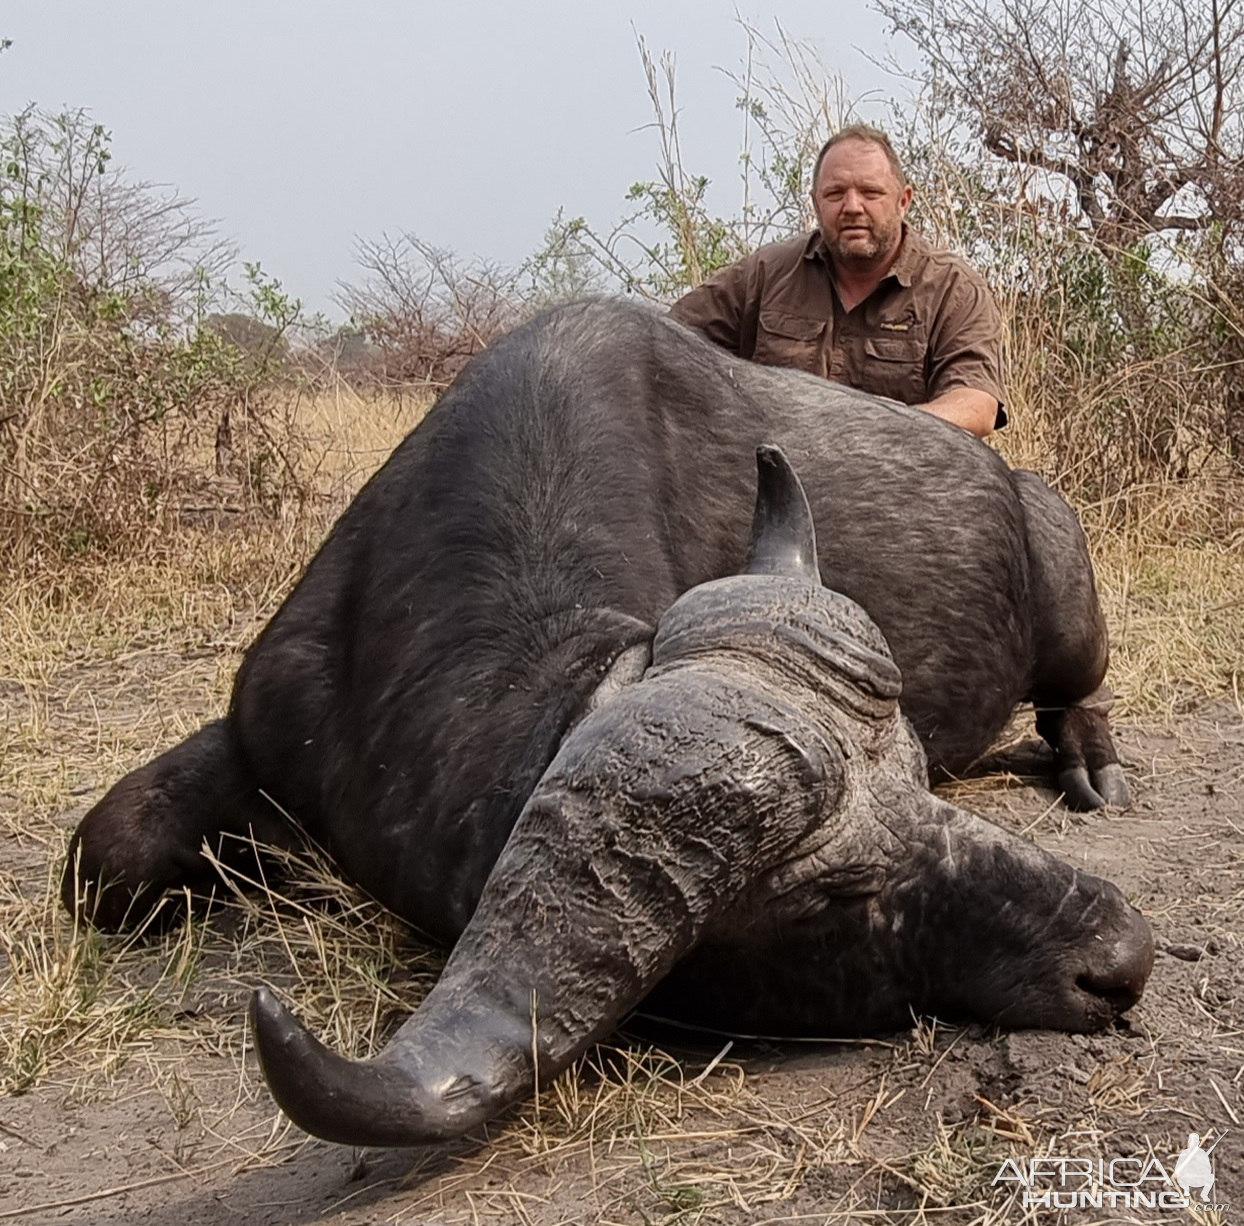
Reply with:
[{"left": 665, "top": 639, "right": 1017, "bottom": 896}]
[{"left": 825, "top": 215, "right": 902, "bottom": 270}]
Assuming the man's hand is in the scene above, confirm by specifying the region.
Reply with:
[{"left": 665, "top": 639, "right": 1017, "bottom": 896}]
[{"left": 918, "top": 388, "right": 999, "bottom": 438}]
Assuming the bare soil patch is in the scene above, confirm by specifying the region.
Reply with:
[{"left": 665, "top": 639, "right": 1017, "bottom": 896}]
[{"left": 2, "top": 615, "right": 1241, "bottom": 1225}]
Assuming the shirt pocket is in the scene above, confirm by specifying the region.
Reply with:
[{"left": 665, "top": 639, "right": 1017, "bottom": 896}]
[
  {"left": 862, "top": 335, "right": 927, "bottom": 404},
  {"left": 755, "top": 310, "right": 826, "bottom": 373}
]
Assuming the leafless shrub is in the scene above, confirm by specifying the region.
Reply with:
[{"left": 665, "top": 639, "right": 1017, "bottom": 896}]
[
  {"left": 875, "top": 0, "right": 1244, "bottom": 247},
  {"left": 874, "top": 0, "right": 1244, "bottom": 488},
  {"left": 336, "top": 235, "right": 523, "bottom": 388}
]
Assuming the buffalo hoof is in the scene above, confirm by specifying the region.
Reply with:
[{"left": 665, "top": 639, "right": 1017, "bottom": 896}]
[{"left": 1059, "top": 763, "right": 1132, "bottom": 811}]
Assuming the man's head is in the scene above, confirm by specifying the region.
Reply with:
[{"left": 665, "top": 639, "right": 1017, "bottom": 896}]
[{"left": 812, "top": 125, "right": 912, "bottom": 275}]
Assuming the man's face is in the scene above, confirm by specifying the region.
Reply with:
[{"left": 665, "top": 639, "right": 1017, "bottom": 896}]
[{"left": 813, "top": 139, "right": 913, "bottom": 273}]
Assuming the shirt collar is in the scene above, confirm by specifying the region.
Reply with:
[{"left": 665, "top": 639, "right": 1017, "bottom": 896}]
[
  {"left": 804, "top": 230, "right": 828, "bottom": 262},
  {"left": 889, "top": 225, "right": 928, "bottom": 287}
]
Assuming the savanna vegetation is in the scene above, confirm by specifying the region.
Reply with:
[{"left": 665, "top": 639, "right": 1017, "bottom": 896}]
[{"left": 2, "top": 6, "right": 1242, "bottom": 1223}]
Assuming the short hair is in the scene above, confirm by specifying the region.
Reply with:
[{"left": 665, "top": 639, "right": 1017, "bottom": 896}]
[{"left": 811, "top": 125, "right": 907, "bottom": 194}]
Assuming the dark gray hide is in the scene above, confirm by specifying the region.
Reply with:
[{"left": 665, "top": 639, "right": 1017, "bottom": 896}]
[
  {"left": 242, "top": 446, "right": 1150, "bottom": 1146},
  {"left": 61, "top": 304, "right": 1149, "bottom": 1145}
]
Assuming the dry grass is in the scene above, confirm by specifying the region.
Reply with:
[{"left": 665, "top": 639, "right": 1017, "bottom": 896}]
[
  {"left": 1, "top": 381, "right": 1241, "bottom": 1222},
  {"left": 1, "top": 385, "right": 430, "bottom": 1092},
  {"left": 995, "top": 409, "right": 1244, "bottom": 722},
  {"left": 1094, "top": 520, "right": 1244, "bottom": 720}
]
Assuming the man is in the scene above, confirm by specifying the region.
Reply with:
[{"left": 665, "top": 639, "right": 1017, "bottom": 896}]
[{"left": 670, "top": 125, "right": 1005, "bottom": 438}]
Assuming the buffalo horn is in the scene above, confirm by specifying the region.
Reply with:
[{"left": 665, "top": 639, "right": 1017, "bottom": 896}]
[{"left": 743, "top": 445, "right": 822, "bottom": 584}]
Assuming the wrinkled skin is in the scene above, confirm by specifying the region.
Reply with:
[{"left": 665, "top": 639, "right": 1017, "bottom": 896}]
[
  {"left": 247, "top": 450, "right": 1151, "bottom": 1146},
  {"left": 61, "top": 304, "right": 1150, "bottom": 1146}
]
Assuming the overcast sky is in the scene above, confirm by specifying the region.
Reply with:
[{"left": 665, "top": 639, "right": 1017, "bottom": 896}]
[{"left": 0, "top": 2, "right": 916, "bottom": 317}]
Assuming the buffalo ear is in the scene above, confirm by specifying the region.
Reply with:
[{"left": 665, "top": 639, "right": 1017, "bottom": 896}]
[{"left": 743, "top": 445, "right": 822, "bottom": 584}]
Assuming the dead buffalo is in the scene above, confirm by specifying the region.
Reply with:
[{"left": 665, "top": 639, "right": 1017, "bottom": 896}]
[{"left": 62, "top": 301, "right": 1150, "bottom": 1148}]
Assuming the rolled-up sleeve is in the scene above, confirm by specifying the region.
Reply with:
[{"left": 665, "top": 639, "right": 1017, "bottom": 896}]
[{"left": 927, "top": 271, "right": 1007, "bottom": 425}]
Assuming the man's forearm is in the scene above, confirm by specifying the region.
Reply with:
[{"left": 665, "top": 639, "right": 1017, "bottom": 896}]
[{"left": 918, "top": 388, "right": 999, "bottom": 438}]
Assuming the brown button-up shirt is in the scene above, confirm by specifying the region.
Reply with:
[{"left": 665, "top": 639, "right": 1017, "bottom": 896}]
[{"left": 670, "top": 227, "right": 1007, "bottom": 426}]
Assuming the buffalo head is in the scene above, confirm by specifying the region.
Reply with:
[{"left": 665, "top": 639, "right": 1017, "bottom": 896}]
[{"left": 251, "top": 446, "right": 1152, "bottom": 1147}]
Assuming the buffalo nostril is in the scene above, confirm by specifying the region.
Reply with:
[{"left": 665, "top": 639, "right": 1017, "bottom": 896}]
[
  {"left": 1076, "top": 972, "right": 1141, "bottom": 1012},
  {"left": 1076, "top": 910, "right": 1155, "bottom": 1014}
]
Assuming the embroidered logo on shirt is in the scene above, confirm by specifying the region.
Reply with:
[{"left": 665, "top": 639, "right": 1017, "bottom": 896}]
[{"left": 879, "top": 320, "right": 911, "bottom": 332}]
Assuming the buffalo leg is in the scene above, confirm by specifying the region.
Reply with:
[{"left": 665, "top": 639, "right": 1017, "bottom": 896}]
[
  {"left": 1034, "top": 689, "right": 1131, "bottom": 810},
  {"left": 62, "top": 718, "right": 294, "bottom": 930},
  {"left": 1013, "top": 471, "right": 1130, "bottom": 810}
]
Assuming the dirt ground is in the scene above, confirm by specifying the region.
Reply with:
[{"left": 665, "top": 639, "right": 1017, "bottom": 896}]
[{"left": 2, "top": 640, "right": 1242, "bottom": 1224}]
